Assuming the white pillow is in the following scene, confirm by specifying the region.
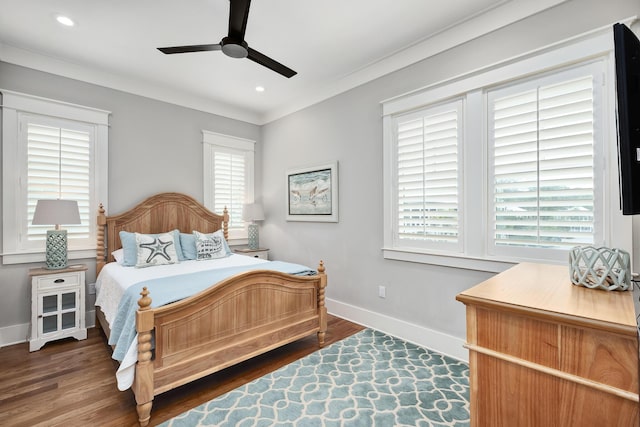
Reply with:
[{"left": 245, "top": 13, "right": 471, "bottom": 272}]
[
  {"left": 112, "top": 248, "right": 125, "bottom": 264},
  {"left": 135, "top": 231, "right": 179, "bottom": 268},
  {"left": 194, "top": 230, "right": 228, "bottom": 261}
]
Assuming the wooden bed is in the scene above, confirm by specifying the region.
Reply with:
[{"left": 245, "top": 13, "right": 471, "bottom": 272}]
[{"left": 95, "top": 192, "right": 327, "bottom": 426}]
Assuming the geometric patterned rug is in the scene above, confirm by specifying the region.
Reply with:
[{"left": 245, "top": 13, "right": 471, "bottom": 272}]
[{"left": 159, "top": 329, "right": 470, "bottom": 426}]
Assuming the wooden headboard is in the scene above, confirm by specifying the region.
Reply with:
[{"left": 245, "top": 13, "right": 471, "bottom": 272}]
[{"left": 96, "top": 192, "right": 228, "bottom": 274}]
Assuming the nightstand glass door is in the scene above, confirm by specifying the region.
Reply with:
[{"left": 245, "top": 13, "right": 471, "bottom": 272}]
[
  {"left": 41, "top": 294, "right": 58, "bottom": 334},
  {"left": 38, "top": 290, "right": 78, "bottom": 335}
]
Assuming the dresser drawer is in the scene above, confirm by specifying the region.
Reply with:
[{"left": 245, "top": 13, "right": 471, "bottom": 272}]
[
  {"left": 35, "top": 272, "right": 81, "bottom": 291},
  {"left": 234, "top": 248, "right": 269, "bottom": 260},
  {"left": 475, "top": 307, "right": 559, "bottom": 369},
  {"left": 251, "top": 251, "right": 268, "bottom": 260},
  {"left": 560, "top": 325, "right": 639, "bottom": 393}
]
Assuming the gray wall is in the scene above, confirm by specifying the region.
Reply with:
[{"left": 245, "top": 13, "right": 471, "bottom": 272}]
[
  {"left": 1, "top": 0, "right": 639, "bottom": 350},
  {"left": 260, "top": 0, "right": 640, "bottom": 345},
  {"left": 0, "top": 62, "right": 260, "bottom": 332}
]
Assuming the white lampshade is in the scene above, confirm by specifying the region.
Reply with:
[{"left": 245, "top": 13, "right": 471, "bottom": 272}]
[
  {"left": 242, "top": 203, "right": 265, "bottom": 222},
  {"left": 32, "top": 199, "right": 81, "bottom": 226}
]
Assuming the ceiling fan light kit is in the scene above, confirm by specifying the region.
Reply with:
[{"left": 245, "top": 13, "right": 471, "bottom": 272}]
[
  {"left": 221, "top": 37, "right": 248, "bottom": 58},
  {"left": 157, "top": 0, "right": 296, "bottom": 78}
]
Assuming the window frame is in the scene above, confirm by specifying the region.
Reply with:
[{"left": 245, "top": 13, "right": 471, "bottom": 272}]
[
  {"left": 202, "top": 130, "right": 255, "bottom": 243},
  {"left": 1, "top": 89, "right": 109, "bottom": 265},
  {"left": 382, "top": 27, "right": 631, "bottom": 273}
]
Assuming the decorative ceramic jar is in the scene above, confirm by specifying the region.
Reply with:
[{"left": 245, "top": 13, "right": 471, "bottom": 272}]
[{"left": 569, "top": 246, "right": 631, "bottom": 291}]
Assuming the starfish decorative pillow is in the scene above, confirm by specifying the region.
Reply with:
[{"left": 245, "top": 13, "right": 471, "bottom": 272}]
[{"left": 134, "top": 232, "right": 179, "bottom": 268}]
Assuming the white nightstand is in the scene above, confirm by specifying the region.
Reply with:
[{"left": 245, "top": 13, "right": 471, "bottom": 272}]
[
  {"left": 234, "top": 248, "right": 269, "bottom": 260},
  {"left": 29, "top": 264, "right": 88, "bottom": 352}
]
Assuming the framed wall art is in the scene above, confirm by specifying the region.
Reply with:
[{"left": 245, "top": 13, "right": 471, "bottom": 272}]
[{"left": 286, "top": 161, "right": 338, "bottom": 222}]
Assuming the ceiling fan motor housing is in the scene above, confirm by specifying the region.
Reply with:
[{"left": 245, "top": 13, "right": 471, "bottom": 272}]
[{"left": 221, "top": 37, "right": 248, "bottom": 58}]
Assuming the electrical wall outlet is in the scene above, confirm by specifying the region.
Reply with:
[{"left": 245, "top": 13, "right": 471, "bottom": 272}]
[
  {"left": 87, "top": 283, "right": 96, "bottom": 295},
  {"left": 378, "top": 285, "right": 386, "bottom": 298}
]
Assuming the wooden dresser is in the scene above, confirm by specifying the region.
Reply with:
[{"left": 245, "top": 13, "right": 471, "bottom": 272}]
[{"left": 456, "top": 262, "right": 639, "bottom": 426}]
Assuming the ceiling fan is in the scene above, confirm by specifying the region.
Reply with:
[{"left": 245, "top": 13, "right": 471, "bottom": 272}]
[{"left": 157, "top": 0, "right": 296, "bottom": 78}]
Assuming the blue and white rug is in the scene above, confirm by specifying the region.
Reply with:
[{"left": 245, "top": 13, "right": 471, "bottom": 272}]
[{"left": 160, "top": 329, "right": 470, "bottom": 426}]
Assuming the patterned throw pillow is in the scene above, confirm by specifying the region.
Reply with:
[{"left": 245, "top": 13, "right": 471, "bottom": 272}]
[
  {"left": 194, "top": 230, "right": 228, "bottom": 260},
  {"left": 120, "top": 229, "right": 183, "bottom": 265},
  {"left": 134, "top": 232, "right": 179, "bottom": 268}
]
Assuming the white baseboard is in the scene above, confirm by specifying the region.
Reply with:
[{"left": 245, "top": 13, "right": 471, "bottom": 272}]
[
  {"left": 0, "top": 310, "right": 96, "bottom": 348},
  {"left": 327, "top": 298, "right": 469, "bottom": 363},
  {"left": 0, "top": 322, "right": 29, "bottom": 348}
]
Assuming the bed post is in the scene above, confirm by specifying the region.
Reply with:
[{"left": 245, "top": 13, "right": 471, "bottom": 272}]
[
  {"left": 133, "top": 287, "right": 154, "bottom": 427},
  {"left": 96, "top": 203, "right": 106, "bottom": 275},
  {"left": 222, "top": 207, "right": 229, "bottom": 241},
  {"left": 317, "top": 260, "right": 327, "bottom": 347}
]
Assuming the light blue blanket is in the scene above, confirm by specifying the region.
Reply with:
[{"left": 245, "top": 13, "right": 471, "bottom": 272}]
[{"left": 108, "top": 261, "right": 317, "bottom": 361}]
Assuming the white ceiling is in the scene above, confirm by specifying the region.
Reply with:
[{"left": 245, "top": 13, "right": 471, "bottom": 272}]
[{"left": 0, "top": 0, "right": 566, "bottom": 124}]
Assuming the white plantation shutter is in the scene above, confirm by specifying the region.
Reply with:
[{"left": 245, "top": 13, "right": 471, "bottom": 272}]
[
  {"left": 489, "top": 69, "right": 600, "bottom": 252},
  {"left": 394, "top": 100, "right": 462, "bottom": 251},
  {"left": 212, "top": 150, "right": 246, "bottom": 231},
  {"left": 203, "top": 131, "right": 255, "bottom": 240},
  {"left": 26, "top": 121, "right": 92, "bottom": 244}
]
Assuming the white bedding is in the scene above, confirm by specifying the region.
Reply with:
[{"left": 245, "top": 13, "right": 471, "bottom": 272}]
[
  {"left": 96, "top": 254, "right": 268, "bottom": 326},
  {"left": 95, "top": 254, "right": 268, "bottom": 390}
]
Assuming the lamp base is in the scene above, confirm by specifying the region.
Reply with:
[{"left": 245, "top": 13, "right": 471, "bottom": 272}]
[
  {"left": 248, "top": 223, "right": 259, "bottom": 250},
  {"left": 45, "top": 229, "right": 68, "bottom": 269}
]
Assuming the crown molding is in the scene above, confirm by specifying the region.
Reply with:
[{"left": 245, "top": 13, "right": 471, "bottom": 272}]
[
  {"left": 0, "top": 43, "right": 261, "bottom": 124},
  {"left": 0, "top": 0, "right": 567, "bottom": 126},
  {"left": 260, "top": 0, "right": 568, "bottom": 124}
]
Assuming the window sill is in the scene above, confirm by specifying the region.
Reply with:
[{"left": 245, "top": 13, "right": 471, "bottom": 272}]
[
  {"left": 228, "top": 238, "right": 248, "bottom": 247},
  {"left": 1, "top": 248, "right": 97, "bottom": 265},
  {"left": 382, "top": 247, "right": 531, "bottom": 273}
]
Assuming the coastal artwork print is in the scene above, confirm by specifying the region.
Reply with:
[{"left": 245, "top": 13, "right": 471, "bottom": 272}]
[{"left": 286, "top": 162, "right": 338, "bottom": 222}]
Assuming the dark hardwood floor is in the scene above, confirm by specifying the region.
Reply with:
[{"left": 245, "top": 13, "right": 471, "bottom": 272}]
[{"left": 0, "top": 315, "right": 364, "bottom": 427}]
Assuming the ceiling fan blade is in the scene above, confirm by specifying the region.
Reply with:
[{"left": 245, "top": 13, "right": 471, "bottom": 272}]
[
  {"left": 228, "top": 0, "right": 251, "bottom": 41},
  {"left": 247, "top": 47, "right": 296, "bottom": 78},
  {"left": 157, "top": 44, "right": 222, "bottom": 54}
]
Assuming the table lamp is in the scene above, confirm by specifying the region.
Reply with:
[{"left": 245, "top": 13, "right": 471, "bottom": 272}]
[
  {"left": 32, "top": 199, "right": 81, "bottom": 269},
  {"left": 242, "top": 203, "right": 264, "bottom": 250}
]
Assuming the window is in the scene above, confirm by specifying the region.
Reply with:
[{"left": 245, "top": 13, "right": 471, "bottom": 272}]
[
  {"left": 25, "top": 117, "right": 93, "bottom": 245},
  {"left": 2, "top": 90, "right": 109, "bottom": 264},
  {"left": 202, "top": 130, "right": 255, "bottom": 241},
  {"left": 488, "top": 66, "right": 604, "bottom": 261},
  {"left": 488, "top": 69, "right": 604, "bottom": 260},
  {"left": 382, "top": 28, "right": 630, "bottom": 271},
  {"left": 394, "top": 99, "right": 463, "bottom": 253}
]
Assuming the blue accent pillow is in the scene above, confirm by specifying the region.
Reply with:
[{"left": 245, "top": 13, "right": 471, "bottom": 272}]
[
  {"left": 120, "top": 229, "right": 184, "bottom": 265},
  {"left": 179, "top": 233, "right": 198, "bottom": 260}
]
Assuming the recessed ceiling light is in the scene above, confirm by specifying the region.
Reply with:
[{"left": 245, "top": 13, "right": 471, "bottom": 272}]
[
  {"left": 56, "top": 15, "right": 75, "bottom": 27},
  {"left": 255, "top": 86, "right": 265, "bottom": 92}
]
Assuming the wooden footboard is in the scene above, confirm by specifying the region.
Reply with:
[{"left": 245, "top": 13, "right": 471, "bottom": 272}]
[{"left": 133, "top": 262, "right": 328, "bottom": 427}]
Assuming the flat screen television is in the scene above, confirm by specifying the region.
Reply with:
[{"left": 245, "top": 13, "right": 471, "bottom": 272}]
[{"left": 614, "top": 23, "right": 640, "bottom": 215}]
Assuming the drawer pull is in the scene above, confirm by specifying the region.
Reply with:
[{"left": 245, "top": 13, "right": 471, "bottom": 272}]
[{"left": 54, "top": 279, "right": 65, "bottom": 283}]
